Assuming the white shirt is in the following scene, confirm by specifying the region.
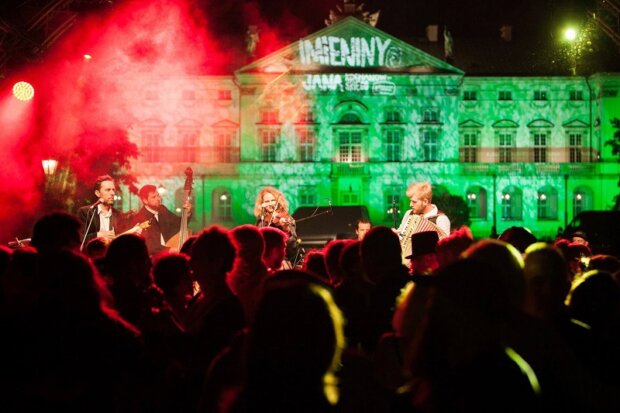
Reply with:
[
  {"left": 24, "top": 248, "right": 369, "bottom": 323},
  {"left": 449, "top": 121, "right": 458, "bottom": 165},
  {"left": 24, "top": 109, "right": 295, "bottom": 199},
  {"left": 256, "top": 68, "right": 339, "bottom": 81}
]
[
  {"left": 98, "top": 205, "right": 113, "bottom": 232},
  {"left": 397, "top": 204, "right": 451, "bottom": 238}
]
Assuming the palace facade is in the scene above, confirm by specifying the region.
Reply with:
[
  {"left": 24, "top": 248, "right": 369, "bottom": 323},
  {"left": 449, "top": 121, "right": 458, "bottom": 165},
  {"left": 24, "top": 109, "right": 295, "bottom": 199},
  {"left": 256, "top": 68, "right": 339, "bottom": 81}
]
[{"left": 120, "top": 16, "right": 620, "bottom": 240}]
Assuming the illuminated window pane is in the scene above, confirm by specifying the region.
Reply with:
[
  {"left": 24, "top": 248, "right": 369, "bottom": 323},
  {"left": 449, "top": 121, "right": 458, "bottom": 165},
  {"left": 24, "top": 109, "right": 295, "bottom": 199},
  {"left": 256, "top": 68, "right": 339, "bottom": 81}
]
[
  {"left": 213, "top": 189, "right": 232, "bottom": 220},
  {"left": 498, "top": 132, "right": 514, "bottom": 163},
  {"left": 467, "top": 187, "right": 487, "bottom": 219},
  {"left": 298, "top": 129, "right": 316, "bottom": 162},
  {"left": 422, "top": 108, "right": 439, "bottom": 122},
  {"left": 533, "top": 132, "right": 547, "bottom": 163},
  {"left": 338, "top": 131, "right": 362, "bottom": 162},
  {"left": 569, "top": 90, "right": 583, "bottom": 101},
  {"left": 501, "top": 187, "right": 522, "bottom": 220},
  {"left": 385, "top": 129, "right": 402, "bottom": 161},
  {"left": 180, "top": 129, "right": 199, "bottom": 162},
  {"left": 142, "top": 130, "right": 163, "bottom": 163},
  {"left": 463, "top": 90, "right": 477, "bottom": 101},
  {"left": 569, "top": 132, "right": 583, "bottom": 162},
  {"left": 499, "top": 90, "right": 512, "bottom": 101},
  {"left": 261, "top": 129, "right": 279, "bottom": 162},
  {"left": 422, "top": 130, "right": 438, "bottom": 161},
  {"left": 299, "top": 186, "right": 317, "bottom": 206},
  {"left": 461, "top": 131, "right": 478, "bottom": 163},
  {"left": 260, "top": 109, "right": 279, "bottom": 124},
  {"left": 218, "top": 90, "right": 232, "bottom": 100},
  {"left": 534, "top": 90, "right": 547, "bottom": 101},
  {"left": 385, "top": 110, "right": 401, "bottom": 122}
]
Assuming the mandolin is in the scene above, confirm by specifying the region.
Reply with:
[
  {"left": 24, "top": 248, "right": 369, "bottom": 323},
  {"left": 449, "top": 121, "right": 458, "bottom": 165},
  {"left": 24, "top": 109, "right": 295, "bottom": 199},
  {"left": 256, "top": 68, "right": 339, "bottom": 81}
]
[{"left": 165, "top": 167, "right": 193, "bottom": 251}]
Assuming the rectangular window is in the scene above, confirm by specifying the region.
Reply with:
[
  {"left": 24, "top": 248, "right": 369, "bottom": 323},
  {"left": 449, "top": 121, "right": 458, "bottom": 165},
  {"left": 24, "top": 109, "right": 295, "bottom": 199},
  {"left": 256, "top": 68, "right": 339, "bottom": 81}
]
[
  {"left": 180, "top": 130, "right": 199, "bottom": 162},
  {"left": 338, "top": 131, "right": 362, "bottom": 162},
  {"left": 298, "top": 129, "right": 315, "bottom": 162},
  {"left": 218, "top": 90, "right": 232, "bottom": 100},
  {"left": 214, "top": 192, "right": 232, "bottom": 220},
  {"left": 385, "top": 129, "right": 402, "bottom": 161},
  {"left": 569, "top": 90, "right": 583, "bottom": 101},
  {"left": 462, "top": 132, "right": 478, "bottom": 163},
  {"left": 299, "top": 186, "right": 317, "bottom": 206},
  {"left": 422, "top": 130, "right": 438, "bottom": 161},
  {"left": 569, "top": 132, "right": 583, "bottom": 162},
  {"left": 385, "top": 110, "right": 401, "bottom": 122},
  {"left": 260, "top": 109, "right": 279, "bottom": 124},
  {"left": 298, "top": 108, "right": 315, "bottom": 123},
  {"left": 498, "top": 132, "right": 513, "bottom": 163},
  {"left": 261, "top": 129, "right": 279, "bottom": 162},
  {"left": 463, "top": 90, "right": 477, "bottom": 101},
  {"left": 533, "top": 132, "right": 547, "bottom": 163},
  {"left": 213, "top": 131, "right": 238, "bottom": 163},
  {"left": 422, "top": 108, "right": 439, "bottom": 123},
  {"left": 498, "top": 90, "right": 512, "bottom": 101},
  {"left": 534, "top": 90, "right": 547, "bottom": 101},
  {"left": 142, "top": 130, "right": 162, "bottom": 162}
]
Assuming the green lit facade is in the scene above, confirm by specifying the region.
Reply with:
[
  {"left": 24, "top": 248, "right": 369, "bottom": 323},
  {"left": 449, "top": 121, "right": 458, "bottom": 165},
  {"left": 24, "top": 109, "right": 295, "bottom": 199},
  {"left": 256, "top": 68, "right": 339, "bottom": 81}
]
[{"left": 122, "top": 17, "right": 620, "bottom": 240}]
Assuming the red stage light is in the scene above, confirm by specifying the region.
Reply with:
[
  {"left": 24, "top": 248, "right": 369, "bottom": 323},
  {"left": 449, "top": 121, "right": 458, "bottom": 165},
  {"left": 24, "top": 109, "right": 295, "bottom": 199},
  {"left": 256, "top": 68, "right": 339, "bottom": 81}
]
[{"left": 12, "top": 81, "right": 35, "bottom": 101}]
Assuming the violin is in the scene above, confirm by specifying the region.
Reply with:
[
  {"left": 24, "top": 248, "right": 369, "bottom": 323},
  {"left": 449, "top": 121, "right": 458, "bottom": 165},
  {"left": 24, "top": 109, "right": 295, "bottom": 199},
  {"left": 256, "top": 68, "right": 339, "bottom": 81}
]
[{"left": 263, "top": 210, "right": 294, "bottom": 234}]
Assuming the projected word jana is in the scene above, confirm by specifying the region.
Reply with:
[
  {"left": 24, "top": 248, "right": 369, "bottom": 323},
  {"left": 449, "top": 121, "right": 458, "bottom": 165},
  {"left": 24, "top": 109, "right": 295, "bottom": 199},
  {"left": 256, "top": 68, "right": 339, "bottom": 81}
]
[
  {"left": 299, "top": 36, "right": 402, "bottom": 68},
  {"left": 303, "top": 74, "right": 395, "bottom": 95}
]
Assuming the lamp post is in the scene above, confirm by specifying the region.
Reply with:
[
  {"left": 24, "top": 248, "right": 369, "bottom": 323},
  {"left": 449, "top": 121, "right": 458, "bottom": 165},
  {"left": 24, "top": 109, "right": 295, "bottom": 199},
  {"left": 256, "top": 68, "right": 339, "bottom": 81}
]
[{"left": 42, "top": 159, "right": 58, "bottom": 176}]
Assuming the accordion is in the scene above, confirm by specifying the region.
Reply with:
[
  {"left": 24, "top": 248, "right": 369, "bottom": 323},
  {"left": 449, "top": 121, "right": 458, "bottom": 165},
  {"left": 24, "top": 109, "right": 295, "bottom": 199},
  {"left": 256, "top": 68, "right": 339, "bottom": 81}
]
[{"left": 398, "top": 213, "right": 446, "bottom": 261}]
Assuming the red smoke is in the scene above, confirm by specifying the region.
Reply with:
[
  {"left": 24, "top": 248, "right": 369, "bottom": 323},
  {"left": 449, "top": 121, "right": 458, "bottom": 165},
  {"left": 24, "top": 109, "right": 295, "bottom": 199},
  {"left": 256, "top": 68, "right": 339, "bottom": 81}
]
[{"left": 0, "top": 0, "right": 316, "bottom": 242}]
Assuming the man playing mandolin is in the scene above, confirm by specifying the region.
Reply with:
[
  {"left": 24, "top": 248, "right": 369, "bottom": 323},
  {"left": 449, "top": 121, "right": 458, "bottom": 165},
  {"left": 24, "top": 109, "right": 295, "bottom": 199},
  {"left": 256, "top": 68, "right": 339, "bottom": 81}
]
[
  {"left": 77, "top": 175, "right": 128, "bottom": 246},
  {"left": 130, "top": 184, "right": 192, "bottom": 256}
]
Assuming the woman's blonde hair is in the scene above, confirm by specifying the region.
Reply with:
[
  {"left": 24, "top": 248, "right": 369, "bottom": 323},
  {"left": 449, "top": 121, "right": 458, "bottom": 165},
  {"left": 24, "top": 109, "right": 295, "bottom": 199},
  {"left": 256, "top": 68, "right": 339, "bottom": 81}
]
[{"left": 253, "top": 186, "right": 289, "bottom": 218}]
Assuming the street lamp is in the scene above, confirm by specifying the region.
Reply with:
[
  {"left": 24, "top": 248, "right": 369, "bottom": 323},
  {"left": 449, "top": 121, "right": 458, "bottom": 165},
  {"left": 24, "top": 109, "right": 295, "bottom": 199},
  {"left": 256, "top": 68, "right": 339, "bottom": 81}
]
[
  {"left": 42, "top": 159, "right": 58, "bottom": 176},
  {"left": 563, "top": 26, "right": 579, "bottom": 75}
]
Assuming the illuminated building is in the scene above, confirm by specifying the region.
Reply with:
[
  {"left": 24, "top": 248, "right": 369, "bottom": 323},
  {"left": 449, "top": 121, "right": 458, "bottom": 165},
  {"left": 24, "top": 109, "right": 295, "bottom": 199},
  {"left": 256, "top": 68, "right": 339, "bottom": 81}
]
[{"left": 122, "top": 16, "right": 620, "bottom": 240}]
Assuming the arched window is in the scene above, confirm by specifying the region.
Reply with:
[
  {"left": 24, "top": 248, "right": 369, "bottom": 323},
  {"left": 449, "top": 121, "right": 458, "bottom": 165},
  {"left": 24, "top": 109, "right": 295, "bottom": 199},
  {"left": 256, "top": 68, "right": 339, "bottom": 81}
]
[
  {"left": 384, "top": 187, "right": 401, "bottom": 222},
  {"left": 501, "top": 186, "right": 522, "bottom": 221},
  {"left": 466, "top": 186, "right": 487, "bottom": 220},
  {"left": 573, "top": 186, "right": 593, "bottom": 216},
  {"left": 212, "top": 187, "right": 232, "bottom": 222},
  {"left": 537, "top": 185, "right": 558, "bottom": 220}
]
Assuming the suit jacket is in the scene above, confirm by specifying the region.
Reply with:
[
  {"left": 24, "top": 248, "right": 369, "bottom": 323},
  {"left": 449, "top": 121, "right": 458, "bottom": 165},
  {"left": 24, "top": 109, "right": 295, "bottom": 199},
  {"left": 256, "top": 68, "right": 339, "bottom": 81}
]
[
  {"left": 130, "top": 206, "right": 181, "bottom": 255},
  {"left": 77, "top": 205, "right": 125, "bottom": 244}
]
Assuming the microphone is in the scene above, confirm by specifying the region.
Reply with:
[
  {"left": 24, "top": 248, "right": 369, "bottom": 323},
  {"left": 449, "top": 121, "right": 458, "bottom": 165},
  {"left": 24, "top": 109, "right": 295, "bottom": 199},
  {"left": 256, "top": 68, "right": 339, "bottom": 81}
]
[{"left": 89, "top": 200, "right": 103, "bottom": 209}]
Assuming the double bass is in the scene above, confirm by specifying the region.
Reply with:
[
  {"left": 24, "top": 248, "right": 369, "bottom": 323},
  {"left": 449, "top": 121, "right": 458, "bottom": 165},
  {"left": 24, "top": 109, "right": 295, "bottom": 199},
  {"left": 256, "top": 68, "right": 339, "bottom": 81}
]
[{"left": 165, "top": 167, "right": 193, "bottom": 251}]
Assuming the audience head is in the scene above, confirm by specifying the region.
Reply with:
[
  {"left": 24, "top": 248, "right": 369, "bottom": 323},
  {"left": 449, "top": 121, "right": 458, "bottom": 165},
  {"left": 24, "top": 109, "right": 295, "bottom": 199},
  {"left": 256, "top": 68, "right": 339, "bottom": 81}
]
[
  {"left": 260, "top": 226, "right": 288, "bottom": 271},
  {"left": 436, "top": 226, "right": 474, "bottom": 267},
  {"left": 190, "top": 226, "right": 236, "bottom": 287},
  {"left": 104, "top": 234, "right": 152, "bottom": 288},
  {"left": 324, "top": 239, "right": 348, "bottom": 286},
  {"left": 570, "top": 230, "right": 589, "bottom": 246},
  {"left": 180, "top": 234, "right": 198, "bottom": 256},
  {"left": 230, "top": 224, "right": 265, "bottom": 262},
  {"left": 461, "top": 239, "right": 525, "bottom": 314},
  {"left": 523, "top": 242, "right": 570, "bottom": 321},
  {"left": 407, "top": 231, "right": 439, "bottom": 275},
  {"left": 302, "top": 250, "right": 329, "bottom": 282},
  {"left": 245, "top": 276, "right": 345, "bottom": 404},
  {"left": 498, "top": 226, "right": 537, "bottom": 254},
  {"left": 566, "top": 270, "right": 620, "bottom": 328},
  {"left": 31, "top": 212, "right": 82, "bottom": 253},
  {"left": 152, "top": 252, "right": 193, "bottom": 300},
  {"left": 85, "top": 237, "right": 107, "bottom": 260},
  {"left": 360, "top": 226, "right": 403, "bottom": 284}
]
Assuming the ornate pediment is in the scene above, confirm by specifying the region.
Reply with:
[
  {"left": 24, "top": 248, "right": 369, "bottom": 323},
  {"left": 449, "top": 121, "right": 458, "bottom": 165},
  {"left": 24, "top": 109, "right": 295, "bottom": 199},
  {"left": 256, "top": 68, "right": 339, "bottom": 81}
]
[{"left": 236, "top": 16, "right": 463, "bottom": 76}]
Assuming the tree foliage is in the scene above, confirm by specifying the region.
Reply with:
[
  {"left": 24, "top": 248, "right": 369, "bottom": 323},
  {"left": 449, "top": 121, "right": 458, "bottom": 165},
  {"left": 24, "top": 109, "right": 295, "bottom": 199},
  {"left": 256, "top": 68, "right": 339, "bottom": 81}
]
[
  {"left": 605, "top": 118, "right": 620, "bottom": 211},
  {"left": 434, "top": 192, "right": 471, "bottom": 230}
]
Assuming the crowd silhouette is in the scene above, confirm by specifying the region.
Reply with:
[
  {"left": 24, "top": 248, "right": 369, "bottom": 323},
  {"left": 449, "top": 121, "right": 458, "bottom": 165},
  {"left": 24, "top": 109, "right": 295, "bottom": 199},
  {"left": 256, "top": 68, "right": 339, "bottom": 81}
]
[{"left": 1, "top": 211, "right": 619, "bottom": 412}]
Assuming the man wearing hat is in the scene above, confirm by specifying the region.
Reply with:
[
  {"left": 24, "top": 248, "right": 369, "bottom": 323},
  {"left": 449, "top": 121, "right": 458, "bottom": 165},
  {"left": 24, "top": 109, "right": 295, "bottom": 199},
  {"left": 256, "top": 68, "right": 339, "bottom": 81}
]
[{"left": 406, "top": 231, "right": 440, "bottom": 276}]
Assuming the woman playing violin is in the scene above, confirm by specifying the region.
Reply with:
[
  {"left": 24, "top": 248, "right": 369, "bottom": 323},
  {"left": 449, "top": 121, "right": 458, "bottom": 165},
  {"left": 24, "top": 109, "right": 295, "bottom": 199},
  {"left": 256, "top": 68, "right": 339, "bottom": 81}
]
[{"left": 254, "top": 186, "right": 299, "bottom": 262}]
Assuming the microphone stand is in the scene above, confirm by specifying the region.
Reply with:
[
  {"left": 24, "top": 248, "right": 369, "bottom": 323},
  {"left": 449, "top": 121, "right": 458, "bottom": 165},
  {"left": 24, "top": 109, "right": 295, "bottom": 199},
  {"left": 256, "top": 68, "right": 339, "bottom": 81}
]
[
  {"left": 295, "top": 203, "right": 333, "bottom": 223},
  {"left": 392, "top": 199, "right": 398, "bottom": 228},
  {"left": 80, "top": 207, "right": 98, "bottom": 252}
]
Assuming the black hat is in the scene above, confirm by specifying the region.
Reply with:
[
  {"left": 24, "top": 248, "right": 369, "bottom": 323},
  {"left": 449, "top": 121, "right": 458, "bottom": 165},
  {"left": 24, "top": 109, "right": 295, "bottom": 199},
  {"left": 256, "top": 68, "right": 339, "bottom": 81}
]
[
  {"left": 405, "top": 230, "right": 439, "bottom": 259},
  {"left": 571, "top": 230, "right": 588, "bottom": 242}
]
